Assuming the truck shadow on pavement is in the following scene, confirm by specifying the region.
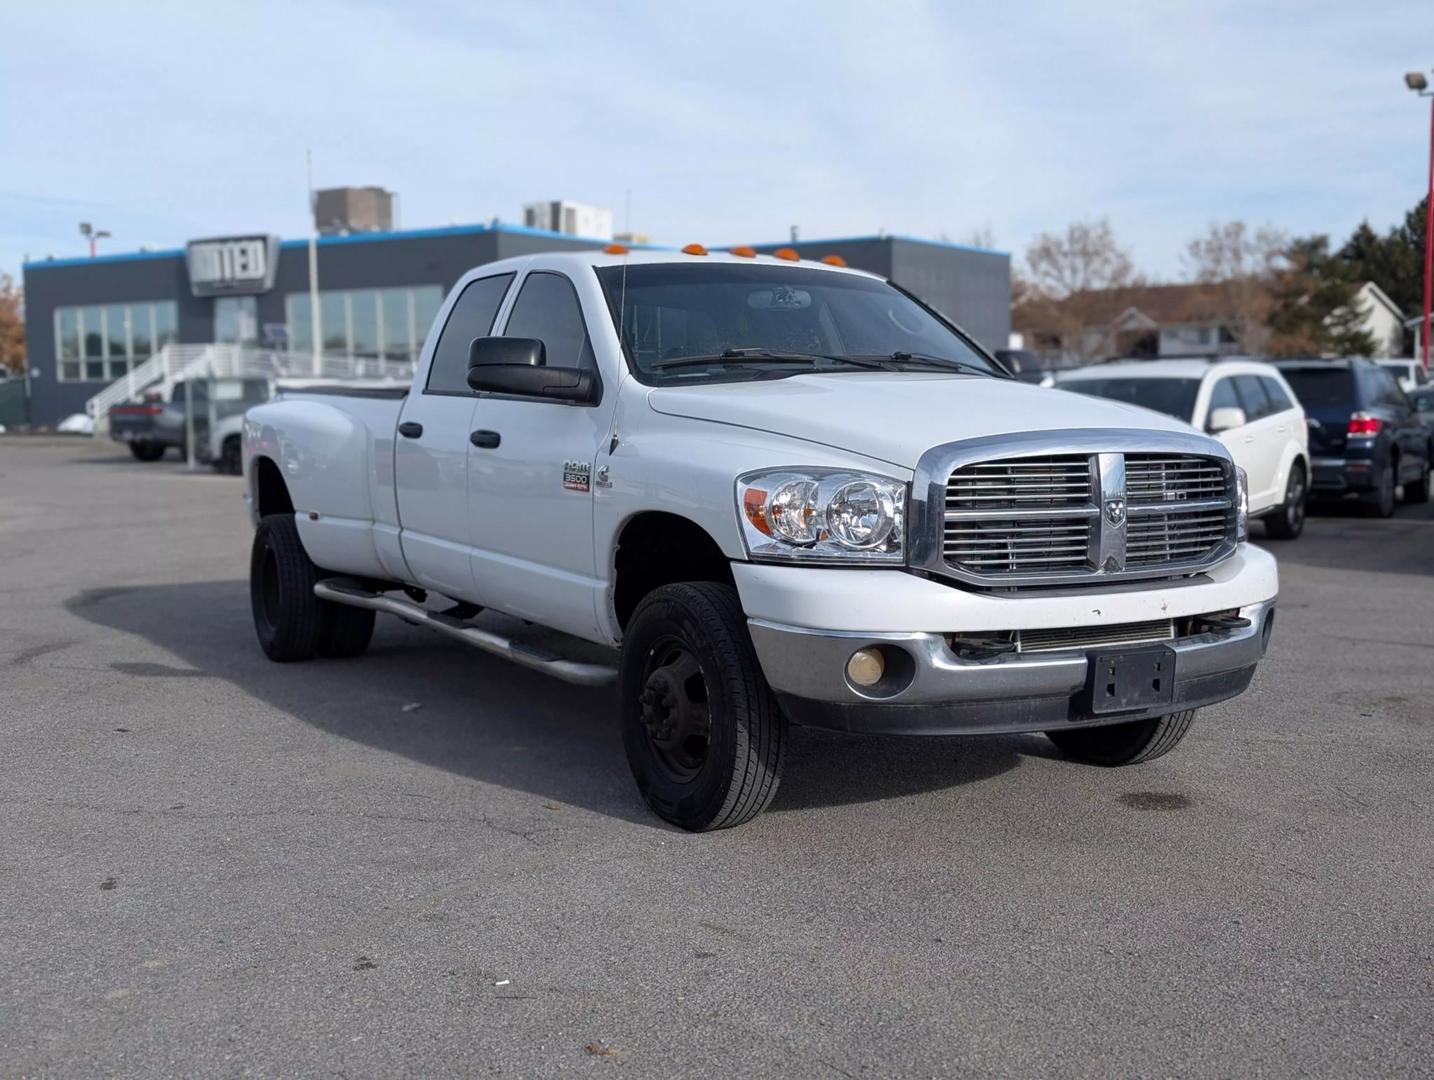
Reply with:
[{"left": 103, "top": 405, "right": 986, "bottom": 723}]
[{"left": 65, "top": 581, "right": 1023, "bottom": 829}]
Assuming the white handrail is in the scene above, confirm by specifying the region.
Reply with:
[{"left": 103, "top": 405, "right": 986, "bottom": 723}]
[{"left": 85, "top": 344, "right": 416, "bottom": 431}]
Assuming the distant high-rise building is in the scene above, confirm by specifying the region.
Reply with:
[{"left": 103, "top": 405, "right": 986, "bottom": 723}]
[
  {"left": 523, "top": 200, "right": 613, "bottom": 240},
  {"left": 315, "top": 187, "right": 395, "bottom": 235}
]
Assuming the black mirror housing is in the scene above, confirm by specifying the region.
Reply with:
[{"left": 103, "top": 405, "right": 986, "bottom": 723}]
[
  {"left": 469, "top": 336, "right": 545, "bottom": 369},
  {"left": 466, "top": 361, "right": 597, "bottom": 403}
]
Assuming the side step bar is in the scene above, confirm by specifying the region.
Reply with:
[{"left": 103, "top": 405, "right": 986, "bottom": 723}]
[{"left": 313, "top": 579, "right": 618, "bottom": 687}]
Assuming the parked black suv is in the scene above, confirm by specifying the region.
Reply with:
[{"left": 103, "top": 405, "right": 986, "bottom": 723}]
[{"left": 1273, "top": 358, "right": 1431, "bottom": 516}]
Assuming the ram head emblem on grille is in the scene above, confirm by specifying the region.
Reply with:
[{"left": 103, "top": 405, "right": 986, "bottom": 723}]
[{"left": 1103, "top": 497, "right": 1126, "bottom": 527}]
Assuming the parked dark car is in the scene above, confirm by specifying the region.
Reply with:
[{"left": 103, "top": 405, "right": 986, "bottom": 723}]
[
  {"left": 108, "top": 377, "right": 269, "bottom": 463},
  {"left": 1273, "top": 358, "right": 1431, "bottom": 516}
]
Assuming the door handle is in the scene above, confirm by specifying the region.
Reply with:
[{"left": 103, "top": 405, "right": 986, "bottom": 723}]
[
  {"left": 398, "top": 421, "right": 423, "bottom": 439},
  {"left": 470, "top": 429, "right": 501, "bottom": 449}
]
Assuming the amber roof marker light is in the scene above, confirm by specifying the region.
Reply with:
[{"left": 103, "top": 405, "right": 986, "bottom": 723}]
[
  {"left": 820, "top": 254, "right": 847, "bottom": 267},
  {"left": 773, "top": 247, "right": 800, "bottom": 261},
  {"left": 682, "top": 243, "right": 709, "bottom": 256},
  {"left": 730, "top": 245, "right": 757, "bottom": 258},
  {"left": 603, "top": 243, "right": 629, "bottom": 255}
]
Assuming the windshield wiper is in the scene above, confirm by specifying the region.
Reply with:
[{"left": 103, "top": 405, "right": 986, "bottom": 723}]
[
  {"left": 857, "top": 352, "right": 1004, "bottom": 378},
  {"left": 651, "top": 349, "right": 884, "bottom": 372}
]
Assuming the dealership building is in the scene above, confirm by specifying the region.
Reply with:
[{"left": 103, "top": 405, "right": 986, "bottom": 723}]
[{"left": 20, "top": 214, "right": 1011, "bottom": 428}]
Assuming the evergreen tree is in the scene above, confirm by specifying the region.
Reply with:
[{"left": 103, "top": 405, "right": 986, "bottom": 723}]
[{"left": 1267, "top": 236, "right": 1377, "bottom": 357}]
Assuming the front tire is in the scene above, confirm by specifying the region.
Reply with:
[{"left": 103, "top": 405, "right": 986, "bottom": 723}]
[
  {"left": 129, "top": 442, "right": 165, "bottom": 462},
  {"left": 1046, "top": 709, "right": 1197, "bottom": 766},
  {"left": 1263, "top": 462, "right": 1306, "bottom": 539},
  {"left": 620, "top": 583, "right": 786, "bottom": 832}
]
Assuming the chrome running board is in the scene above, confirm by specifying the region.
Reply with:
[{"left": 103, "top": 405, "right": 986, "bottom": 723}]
[{"left": 314, "top": 578, "right": 617, "bottom": 687}]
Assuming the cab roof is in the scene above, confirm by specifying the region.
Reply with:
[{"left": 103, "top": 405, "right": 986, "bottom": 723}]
[{"left": 463, "top": 247, "right": 885, "bottom": 280}]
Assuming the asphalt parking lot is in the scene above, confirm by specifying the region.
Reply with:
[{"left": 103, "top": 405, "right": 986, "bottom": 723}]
[{"left": 1, "top": 436, "right": 1431, "bottom": 1079}]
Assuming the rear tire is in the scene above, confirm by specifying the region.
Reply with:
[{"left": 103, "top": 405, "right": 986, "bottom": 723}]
[
  {"left": 250, "top": 515, "right": 324, "bottom": 661},
  {"left": 1263, "top": 462, "right": 1306, "bottom": 540},
  {"left": 251, "top": 514, "right": 376, "bottom": 661},
  {"left": 1046, "top": 709, "right": 1197, "bottom": 766},
  {"left": 1364, "top": 460, "right": 1397, "bottom": 518},
  {"left": 318, "top": 605, "right": 376, "bottom": 659},
  {"left": 620, "top": 582, "right": 785, "bottom": 832},
  {"left": 1403, "top": 452, "right": 1430, "bottom": 504},
  {"left": 219, "top": 435, "right": 242, "bottom": 476},
  {"left": 129, "top": 443, "right": 165, "bottom": 462}
]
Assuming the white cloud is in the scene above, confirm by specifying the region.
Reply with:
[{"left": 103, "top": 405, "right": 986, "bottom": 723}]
[{"left": 1, "top": 0, "right": 1429, "bottom": 279}]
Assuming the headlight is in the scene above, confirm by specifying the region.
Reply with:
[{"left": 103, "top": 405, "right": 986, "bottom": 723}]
[
  {"left": 737, "top": 469, "right": 906, "bottom": 563},
  {"left": 1235, "top": 466, "right": 1249, "bottom": 542}
]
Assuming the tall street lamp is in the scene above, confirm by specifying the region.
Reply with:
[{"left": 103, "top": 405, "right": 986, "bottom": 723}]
[{"left": 1407, "top": 70, "right": 1433, "bottom": 371}]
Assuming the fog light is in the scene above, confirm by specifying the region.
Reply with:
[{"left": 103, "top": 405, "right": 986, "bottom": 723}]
[{"left": 847, "top": 647, "right": 885, "bottom": 687}]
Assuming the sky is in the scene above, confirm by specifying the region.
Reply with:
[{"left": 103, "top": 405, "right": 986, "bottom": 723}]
[{"left": 1, "top": 0, "right": 1431, "bottom": 283}]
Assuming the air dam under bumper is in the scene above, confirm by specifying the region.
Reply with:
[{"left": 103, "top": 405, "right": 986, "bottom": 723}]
[{"left": 736, "top": 543, "right": 1277, "bottom": 736}]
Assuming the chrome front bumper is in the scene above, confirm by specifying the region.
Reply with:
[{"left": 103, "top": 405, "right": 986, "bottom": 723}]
[{"left": 748, "top": 599, "right": 1275, "bottom": 736}]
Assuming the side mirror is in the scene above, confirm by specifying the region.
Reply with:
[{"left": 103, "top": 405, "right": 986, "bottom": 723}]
[
  {"left": 1208, "top": 406, "right": 1247, "bottom": 434},
  {"left": 469, "top": 336, "right": 545, "bottom": 369},
  {"left": 466, "top": 337, "right": 596, "bottom": 403}
]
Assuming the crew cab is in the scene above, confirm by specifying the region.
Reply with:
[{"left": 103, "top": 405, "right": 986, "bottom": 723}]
[
  {"left": 242, "top": 250, "right": 1278, "bottom": 831},
  {"left": 1054, "top": 359, "right": 1310, "bottom": 539}
]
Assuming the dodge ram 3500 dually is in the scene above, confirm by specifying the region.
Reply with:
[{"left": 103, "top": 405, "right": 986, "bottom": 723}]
[{"left": 243, "top": 249, "right": 1277, "bottom": 831}]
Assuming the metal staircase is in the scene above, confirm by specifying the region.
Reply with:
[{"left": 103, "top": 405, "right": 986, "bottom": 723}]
[{"left": 84, "top": 344, "right": 415, "bottom": 433}]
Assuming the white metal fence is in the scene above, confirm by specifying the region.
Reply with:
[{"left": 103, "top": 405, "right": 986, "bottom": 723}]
[{"left": 85, "top": 344, "right": 415, "bottom": 427}]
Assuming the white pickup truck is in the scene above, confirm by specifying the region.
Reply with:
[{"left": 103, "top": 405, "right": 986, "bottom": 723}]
[{"left": 243, "top": 249, "right": 1278, "bottom": 830}]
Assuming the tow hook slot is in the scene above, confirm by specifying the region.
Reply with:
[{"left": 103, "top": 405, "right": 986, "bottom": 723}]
[
  {"left": 1194, "top": 612, "right": 1251, "bottom": 635},
  {"left": 947, "top": 635, "right": 1018, "bottom": 662}
]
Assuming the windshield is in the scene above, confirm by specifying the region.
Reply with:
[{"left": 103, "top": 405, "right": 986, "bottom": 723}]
[
  {"left": 595, "top": 263, "right": 998, "bottom": 383},
  {"left": 1060, "top": 376, "right": 1201, "bottom": 422},
  {"left": 1280, "top": 368, "right": 1355, "bottom": 408}
]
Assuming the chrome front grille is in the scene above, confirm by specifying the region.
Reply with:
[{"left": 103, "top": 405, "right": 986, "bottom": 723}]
[
  {"left": 1125, "top": 455, "right": 1228, "bottom": 503},
  {"left": 917, "top": 432, "right": 1238, "bottom": 588},
  {"left": 945, "top": 455, "right": 1093, "bottom": 509},
  {"left": 944, "top": 518, "right": 1092, "bottom": 573},
  {"left": 1126, "top": 510, "right": 1230, "bottom": 565}
]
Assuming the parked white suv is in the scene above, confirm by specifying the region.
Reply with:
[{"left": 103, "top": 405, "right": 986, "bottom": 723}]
[{"left": 1055, "top": 359, "right": 1310, "bottom": 539}]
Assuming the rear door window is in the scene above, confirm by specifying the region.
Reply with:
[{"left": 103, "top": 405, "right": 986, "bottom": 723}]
[
  {"left": 1259, "top": 376, "right": 1295, "bottom": 414},
  {"left": 426, "top": 274, "right": 515, "bottom": 393},
  {"left": 1232, "top": 375, "right": 1272, "bottom": 421}
]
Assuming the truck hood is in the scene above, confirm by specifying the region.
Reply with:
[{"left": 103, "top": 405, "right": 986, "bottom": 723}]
[{"left": 645, "top": 373, "right": 1197, "bottom": 469}]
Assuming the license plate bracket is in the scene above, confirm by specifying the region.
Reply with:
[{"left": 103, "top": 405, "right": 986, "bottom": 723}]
[{"left": 1085, "top": 646, "right": 1177, "bottom": 714}]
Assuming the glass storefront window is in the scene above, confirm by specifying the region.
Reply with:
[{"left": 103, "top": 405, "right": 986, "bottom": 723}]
[
  {"left": 285, "top": 285, "right": 446, "bottom": 365},
  {"left": 350, "top": 291, "right": 379, "bottom": 359},
  {"left": 54, "top": 300, "right": 180, "bottom": 381},
  {"left": 215, "top": 296, "right": 258, "bottom": 345}
]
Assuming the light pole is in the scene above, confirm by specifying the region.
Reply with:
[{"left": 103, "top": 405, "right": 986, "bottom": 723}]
[
  {"left": 78, "top": 221, "right": 111, "bottom": 258},
  {"left": 1406, "top": 71, "right": 1434, "bottom": 372}
]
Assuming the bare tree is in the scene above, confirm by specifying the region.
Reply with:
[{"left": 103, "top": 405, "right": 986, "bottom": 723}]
[
  {"left": 1181, "top": 221, "right": 1286, "bottom": 353},
  {"left": 1019, "top": 219, "right": 1141, "bottom": 359},
  {"left": 962, "top": 225, "right": 997, "bottom": 251}
]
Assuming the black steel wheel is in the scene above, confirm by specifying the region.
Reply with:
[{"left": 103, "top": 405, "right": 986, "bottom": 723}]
[
  {"left": 1264, "top": 462, "right": 1306, "bottom": 540},
  {"left": 620, "top": 582, "right": 785, "bottom": 832}
]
